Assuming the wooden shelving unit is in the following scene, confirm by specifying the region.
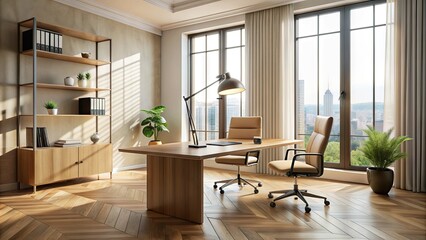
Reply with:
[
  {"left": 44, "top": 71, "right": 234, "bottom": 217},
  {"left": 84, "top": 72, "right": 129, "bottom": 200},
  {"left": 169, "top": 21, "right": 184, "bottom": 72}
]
[
  {"left": 17, "top": 17, "right": 113, "bottom": 192},
  {"left": 20, "top": 83, "right": 110, "bottom": 92},
  {"left": 21, "top": 50, "right": 110, "bottom": 66}
]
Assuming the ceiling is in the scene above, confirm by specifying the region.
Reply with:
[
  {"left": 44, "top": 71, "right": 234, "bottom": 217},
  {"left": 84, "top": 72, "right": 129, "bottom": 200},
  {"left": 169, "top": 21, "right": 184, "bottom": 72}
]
[{"left": 55, "top": 0, "right": 300, "bottom": 35}]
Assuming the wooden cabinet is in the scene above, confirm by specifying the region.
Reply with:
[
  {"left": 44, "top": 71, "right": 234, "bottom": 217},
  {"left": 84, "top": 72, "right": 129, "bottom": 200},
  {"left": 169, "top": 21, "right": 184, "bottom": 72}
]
[
  {"left": 18, "top": 144, "right": 112, "bottom": 187},
  {"left": 17, "top": 18, "right": 112, "bottom": 191},
  {"left": 79, "top": 144, "right": 112, "bottom": 177}
]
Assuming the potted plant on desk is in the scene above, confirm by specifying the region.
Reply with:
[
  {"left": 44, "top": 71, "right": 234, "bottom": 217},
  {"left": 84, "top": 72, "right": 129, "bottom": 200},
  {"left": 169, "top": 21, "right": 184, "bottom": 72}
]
[
  {"left": 359, "top": 126, "right": 411, "bottom": 195},
  {"left": 141, "top": 105, "right": 169, "bottom": 145}
]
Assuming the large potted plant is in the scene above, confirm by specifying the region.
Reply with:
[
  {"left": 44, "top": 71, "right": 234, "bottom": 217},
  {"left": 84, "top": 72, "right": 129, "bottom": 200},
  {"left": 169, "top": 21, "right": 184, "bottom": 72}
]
[
  {"left": 140, "top": 105, "right": 169, "bottom": 145},
  {"left": 359, "top": 126, "right": 411, "bottom": 194}
]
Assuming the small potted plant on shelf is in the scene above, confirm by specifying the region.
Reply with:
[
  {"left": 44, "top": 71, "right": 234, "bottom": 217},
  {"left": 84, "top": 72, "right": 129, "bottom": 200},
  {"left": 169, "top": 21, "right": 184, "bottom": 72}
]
[
  {"left": 77, "top": 72, "right": 87, "bottom": 88},
  {"left": 85, "top": 72, "right": 92, "bottom": 88},
  {"left": 359, "top": 126, "right": 411, "bottom": 195},
  {"left": 140, "top": 105, "right": 169, "bottom": 145},
  {"left": 44, "top": 100, "right": 58, "bottom": 115}
]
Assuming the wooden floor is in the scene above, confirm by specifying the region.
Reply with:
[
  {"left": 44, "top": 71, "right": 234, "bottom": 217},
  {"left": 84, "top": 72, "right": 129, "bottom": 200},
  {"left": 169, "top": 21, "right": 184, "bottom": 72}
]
[{"left": 0, "top": 168, "right": 425, "bottom": 240}]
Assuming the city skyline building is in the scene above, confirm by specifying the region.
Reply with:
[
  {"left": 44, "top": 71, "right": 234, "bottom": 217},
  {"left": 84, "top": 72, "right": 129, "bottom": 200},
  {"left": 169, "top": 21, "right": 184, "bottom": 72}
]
[{"left": 324, "top": 88, "right": 333, "bottom": 117}]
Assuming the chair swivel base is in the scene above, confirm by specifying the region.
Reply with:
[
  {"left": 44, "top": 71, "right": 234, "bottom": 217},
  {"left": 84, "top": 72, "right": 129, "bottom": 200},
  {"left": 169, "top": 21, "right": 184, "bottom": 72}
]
[
  {"left": 268, "top": 184, "right": 330, "bottom": 213},
  {"left": 213, "top": 173, "right": 262, "bottom": 194}
]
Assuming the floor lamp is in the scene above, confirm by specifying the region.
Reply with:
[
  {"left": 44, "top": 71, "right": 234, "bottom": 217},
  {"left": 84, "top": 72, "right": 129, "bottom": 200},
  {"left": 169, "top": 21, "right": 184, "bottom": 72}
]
[{"left": 183, "top": 72, "right": 245, "bottom": 148}]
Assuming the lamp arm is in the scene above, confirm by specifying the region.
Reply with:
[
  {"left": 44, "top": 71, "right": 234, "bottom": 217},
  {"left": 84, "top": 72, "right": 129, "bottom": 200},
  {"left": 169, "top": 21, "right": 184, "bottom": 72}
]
[
  {"left": 183, "top": 97, "right": 199, "bottom": 146},
  {"left": 183, "top": 74, "right": 224, "bottom": 101}
]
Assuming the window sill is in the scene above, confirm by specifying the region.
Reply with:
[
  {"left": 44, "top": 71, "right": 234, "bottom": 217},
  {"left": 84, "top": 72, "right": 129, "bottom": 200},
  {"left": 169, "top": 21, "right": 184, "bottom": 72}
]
[{"left": 321, "top": 168, "right": 368, "bottom": 184}]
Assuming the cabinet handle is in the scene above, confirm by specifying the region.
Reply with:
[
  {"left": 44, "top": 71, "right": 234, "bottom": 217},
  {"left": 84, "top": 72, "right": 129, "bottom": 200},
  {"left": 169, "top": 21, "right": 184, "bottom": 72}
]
[
  {"left": 75, "top": 161, "right": 79, "bottom": 164},
  {"left": 80, "top": 161, "right": 83, "bottom": 163}
]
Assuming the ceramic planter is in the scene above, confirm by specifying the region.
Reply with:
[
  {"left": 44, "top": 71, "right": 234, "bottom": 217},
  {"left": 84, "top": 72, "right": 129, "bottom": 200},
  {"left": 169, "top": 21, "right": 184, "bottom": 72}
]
[
  {"left": 148, "top": 140, "right": 162, "bottom": 146},
  {"left": 47, "top": 108, "right": 58, "bottom": 115},
  {"left": 367, "top": 167, "right": 394, "bottom": 195}
]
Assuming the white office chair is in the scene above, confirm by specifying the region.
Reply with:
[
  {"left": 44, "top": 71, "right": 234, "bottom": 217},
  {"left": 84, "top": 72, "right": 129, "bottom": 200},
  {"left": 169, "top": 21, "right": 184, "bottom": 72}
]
[{"left": 213, "top": 116, "right": 262, "bottom": 194}]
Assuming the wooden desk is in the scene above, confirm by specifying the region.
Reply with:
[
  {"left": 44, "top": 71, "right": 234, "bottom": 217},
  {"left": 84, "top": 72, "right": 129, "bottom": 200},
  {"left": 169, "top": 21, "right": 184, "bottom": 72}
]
[{"left": 119, "top": 139, "right": 302, "bottom": 223}]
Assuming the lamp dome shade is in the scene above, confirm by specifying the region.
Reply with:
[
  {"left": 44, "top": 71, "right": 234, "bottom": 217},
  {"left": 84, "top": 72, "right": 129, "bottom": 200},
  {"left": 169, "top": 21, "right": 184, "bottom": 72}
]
[{"left": 217, "top": 73, "right": 246, "bottom": 95}]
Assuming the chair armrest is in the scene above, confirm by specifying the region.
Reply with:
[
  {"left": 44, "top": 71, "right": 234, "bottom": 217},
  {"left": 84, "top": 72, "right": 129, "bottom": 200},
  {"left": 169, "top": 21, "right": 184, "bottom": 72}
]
[
  {"left": 244, "top": 150, "right": 260, "bottom": 165},
  {"left": 288, "top": 153, "right": 324, "bottom": 176},
  {"left": 284, "top": 148, "right": 306, "bottom": 160}
]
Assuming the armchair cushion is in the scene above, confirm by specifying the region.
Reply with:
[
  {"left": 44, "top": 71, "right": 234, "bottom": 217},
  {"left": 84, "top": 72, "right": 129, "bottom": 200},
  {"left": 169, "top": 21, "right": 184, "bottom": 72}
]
[
  {"left": 215, "top": 155, "right": 258, "bottom": 165},
  {"left": 268, "top": 160, "right": 318, "bottom": 174}
]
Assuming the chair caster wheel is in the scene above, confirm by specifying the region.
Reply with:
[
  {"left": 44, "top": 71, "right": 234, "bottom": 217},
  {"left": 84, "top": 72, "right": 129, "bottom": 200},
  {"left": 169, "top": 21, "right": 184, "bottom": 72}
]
[
  {"left": 268, "top": 193, "right": 273, "bottom": 198},
  {"left": 324, "top": 200, "right": 330, "bottom": 206},
  {"left": 270, "top": 202, "right": 276, "bottom": 208},
  {"left": 220, "top": 189, "right": 224, "bottom": 194},
  {"left": 305, "top": 206, "right": 311, "bottom": 213},
  {"left": 254, "top": 189, "right": 259, "bottom": 194},
  {"left": 213, "top": 184, "right": 218, "bottom": 189},
  {"left": 258, "top": 182, "right": 262, "bottom": 187}
]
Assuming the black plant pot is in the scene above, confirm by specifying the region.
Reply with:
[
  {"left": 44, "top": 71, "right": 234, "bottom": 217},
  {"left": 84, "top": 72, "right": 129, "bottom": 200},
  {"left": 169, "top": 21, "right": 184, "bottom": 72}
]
[{"left": 367, "top": 167, "right": 394, "bottom": 195}]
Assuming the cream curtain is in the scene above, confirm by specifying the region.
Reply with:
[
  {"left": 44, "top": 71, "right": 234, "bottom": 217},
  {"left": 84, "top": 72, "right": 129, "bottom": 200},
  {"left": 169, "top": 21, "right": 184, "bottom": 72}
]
[
  {"left": 384, "top": 0, "right": 426, "bottom": 192},
  {"left": 245, "top": 5, "right": 294, "bottom": 174}
]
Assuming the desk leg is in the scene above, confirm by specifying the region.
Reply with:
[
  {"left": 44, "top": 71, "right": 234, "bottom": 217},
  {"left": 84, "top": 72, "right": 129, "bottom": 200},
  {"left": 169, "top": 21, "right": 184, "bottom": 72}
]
[{"left": 147, "top": 156, "right": 203, "bottom": 224}]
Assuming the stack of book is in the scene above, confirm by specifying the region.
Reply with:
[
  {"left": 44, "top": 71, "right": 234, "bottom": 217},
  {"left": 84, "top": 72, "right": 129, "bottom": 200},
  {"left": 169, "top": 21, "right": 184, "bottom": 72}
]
[
  {"left": 26, "top": 127, "right": 50, "bottom": 147},
  {"left": 54, "top": 139, "right": 81, "bottom": 147},
  {"left": 79, "top": 97, "right": 106, "bottom": 115},
  {"left": 22, "top": 29, "right": 63, "bottom": 53}
]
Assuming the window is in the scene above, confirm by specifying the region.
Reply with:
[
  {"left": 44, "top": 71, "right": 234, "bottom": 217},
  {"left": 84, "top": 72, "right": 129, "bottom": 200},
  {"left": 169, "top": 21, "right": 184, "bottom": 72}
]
[
  {"left": 189, "top": 26, "right": 245, "bottom": 141},
  {"left": 295, "top": 0, "right": 386, "bottom": 170}
]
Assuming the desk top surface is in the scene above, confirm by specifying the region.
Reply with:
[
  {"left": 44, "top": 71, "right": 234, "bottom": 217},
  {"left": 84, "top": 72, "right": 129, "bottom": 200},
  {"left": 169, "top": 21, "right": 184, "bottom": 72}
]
[{"left": 119, "top": 139, "right": 303, "bottom": 160}]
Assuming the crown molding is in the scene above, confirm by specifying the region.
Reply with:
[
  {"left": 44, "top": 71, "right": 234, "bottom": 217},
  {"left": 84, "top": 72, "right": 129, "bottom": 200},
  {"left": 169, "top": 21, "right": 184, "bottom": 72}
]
[
  {"left": 54, "top": 0, "right": 162, "bottom": 36},
  {"left": 172, "top": 0, "right": 220, "bottom": 12},
  {"left": 144, "top": 0, "right": 173, "bottom": 12},
  {"left": 161, "top": 0, "right": 295, "bottom": 30}
]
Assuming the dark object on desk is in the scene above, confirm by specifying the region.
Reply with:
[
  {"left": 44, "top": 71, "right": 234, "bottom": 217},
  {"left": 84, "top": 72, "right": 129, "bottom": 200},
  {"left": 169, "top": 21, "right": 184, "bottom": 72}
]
[
  {"left": 207, "top": 141, "right": 242, "bottom": 146},
  {"left": 253, "top": 136, "right": 262, "bottom": 144}
]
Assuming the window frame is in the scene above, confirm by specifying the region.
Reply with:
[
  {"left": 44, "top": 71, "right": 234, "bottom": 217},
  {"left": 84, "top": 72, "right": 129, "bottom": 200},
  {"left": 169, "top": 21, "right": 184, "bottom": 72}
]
[
  {"left": 294, "top": 0, "right": 386, "bottom": 171},
  {"left": 188, "top": 25, "right": 245, "bottom": 140}
]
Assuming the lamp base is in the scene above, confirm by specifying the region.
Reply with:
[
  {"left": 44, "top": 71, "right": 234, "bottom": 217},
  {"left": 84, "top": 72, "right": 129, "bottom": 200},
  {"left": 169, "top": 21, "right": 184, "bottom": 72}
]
[{"left": 188, "top": 144, "right": 207, "bottom": 148}]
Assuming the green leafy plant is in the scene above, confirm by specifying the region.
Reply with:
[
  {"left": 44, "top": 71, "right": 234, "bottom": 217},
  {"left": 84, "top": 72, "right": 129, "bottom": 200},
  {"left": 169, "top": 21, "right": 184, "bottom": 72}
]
[
  {"left": 85, "top": 72, "right": 91, "bottom": 80},
  {"left": 140, "top": 105, "right": 169, "bottom": 141},
  {"left": 44, "top": 100, "right": 58, "bottom": 109},
  {"left": 359, "top": 126, "right": 411, "bottom": 169},
  {"left": 77, "top": 73, "right": 85, "bottom": 81}
]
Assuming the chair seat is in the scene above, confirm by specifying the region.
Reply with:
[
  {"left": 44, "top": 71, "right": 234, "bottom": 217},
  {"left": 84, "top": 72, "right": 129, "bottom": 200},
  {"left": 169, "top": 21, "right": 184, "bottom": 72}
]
[
  {"left": 268, "top": 160, "right": 318, "bottom": 174},
  {"left": 215, "top": 155, "right": 258, "bottom": 165}
]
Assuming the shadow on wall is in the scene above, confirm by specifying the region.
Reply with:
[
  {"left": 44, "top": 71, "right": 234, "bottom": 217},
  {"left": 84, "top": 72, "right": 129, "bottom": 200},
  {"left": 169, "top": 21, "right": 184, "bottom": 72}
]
[
  {"left": 0, "top": 110, "right": 18, "bottom": 184},
  {"left": 111, "top": 53, "right": 148, "bottom": 169}
]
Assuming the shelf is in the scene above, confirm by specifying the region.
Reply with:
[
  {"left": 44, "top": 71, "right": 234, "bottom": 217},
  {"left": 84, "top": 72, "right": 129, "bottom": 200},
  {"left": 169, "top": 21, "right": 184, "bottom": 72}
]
[
  {"left": 19, "top": 19, "right": 110, "bottom": 42},
  {"left": 20, "top": 83, "right": 110, "bottom": 92},
  {"left": 22, "top": 50, "right": 110, "bottom": 66},
  {"left": 20, "top": 114, "right": 110, "bottom": 117}
]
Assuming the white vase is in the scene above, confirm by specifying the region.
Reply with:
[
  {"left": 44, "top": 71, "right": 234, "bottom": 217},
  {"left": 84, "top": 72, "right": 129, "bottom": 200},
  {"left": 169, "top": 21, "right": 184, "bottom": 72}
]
[
  {"left": 47, "top": 108, "right": 58, "bottom": 115},
  {"left": 64, "top": 76, "right": 75, "bottom": 86},
  {"left": 78, "top": 79, "right": 87, "bottom": 88}
]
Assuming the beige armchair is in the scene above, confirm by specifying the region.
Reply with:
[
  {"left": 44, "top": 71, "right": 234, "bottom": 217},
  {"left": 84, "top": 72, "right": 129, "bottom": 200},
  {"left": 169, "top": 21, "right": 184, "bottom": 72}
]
[
  {"left": 268, "top": 116, "right": 333, "bottom": 213},
  {"left": 213, "top": 117, "right": 262, "bottom": 194}
]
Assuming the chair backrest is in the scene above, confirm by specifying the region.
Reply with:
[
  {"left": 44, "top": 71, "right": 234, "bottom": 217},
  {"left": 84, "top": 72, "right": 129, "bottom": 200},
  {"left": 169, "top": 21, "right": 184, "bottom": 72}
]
[
  {"left": 227, "top": 117, "right": 262, "bottom": 139},
  {"left": 305, "top": 116, "right": 333, "bottom": 169}
]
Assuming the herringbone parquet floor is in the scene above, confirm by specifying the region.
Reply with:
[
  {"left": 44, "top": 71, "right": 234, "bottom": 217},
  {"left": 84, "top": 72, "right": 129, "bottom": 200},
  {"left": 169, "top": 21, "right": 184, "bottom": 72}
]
[{"left": 0, "top": 168, "right": 425, "bottom": 240}]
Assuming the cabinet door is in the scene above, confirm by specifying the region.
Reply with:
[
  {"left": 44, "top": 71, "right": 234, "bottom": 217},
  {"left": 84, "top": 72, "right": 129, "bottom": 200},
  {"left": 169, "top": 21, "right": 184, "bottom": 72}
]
[
  {"left": 78, "top": 144, "right": 112, "bottom": 177},
  {"left": 35, "top": 148, "right": 79, "bottom": 185}
]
